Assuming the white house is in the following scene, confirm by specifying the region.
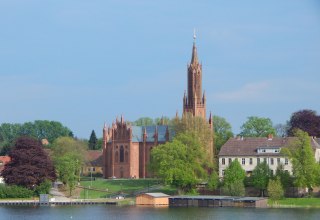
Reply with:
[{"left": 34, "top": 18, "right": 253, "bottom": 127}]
[{"left": 218, "top": 135, "right": 320, "bottom": 178}]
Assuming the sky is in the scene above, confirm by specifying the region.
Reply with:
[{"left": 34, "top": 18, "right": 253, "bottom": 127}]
[{"left": 0, "top": 0, "right": 320, "bottom": 138}]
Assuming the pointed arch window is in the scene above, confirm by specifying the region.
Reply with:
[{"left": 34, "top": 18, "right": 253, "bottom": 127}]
[
  {"left": 115, "top": 151, "right": 119, "bottom": 163},
  {"left": 120, "top": 145, "right": 124, "bottom": 163},
  {"left": 125, "top": 151, "right": 129, "bottom": 163}
]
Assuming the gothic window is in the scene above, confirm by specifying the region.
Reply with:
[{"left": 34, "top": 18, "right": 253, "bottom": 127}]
[
  {"left": 125, "top": 151, "right": 129, "bottom": 163},
  {"left": 115, "top": 151, "right": 119, "bottom": 163},
  {"left": 120, "top": 145, "right": 124, "bottom": 163}
]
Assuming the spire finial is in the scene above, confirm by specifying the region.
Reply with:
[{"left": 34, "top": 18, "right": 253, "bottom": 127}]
[{"left": 193, "top": 28, "right": 196, "bottom": 42}]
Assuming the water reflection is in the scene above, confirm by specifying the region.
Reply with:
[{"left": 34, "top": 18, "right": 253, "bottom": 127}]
[{"left": 0, "top": 205, "right": 319, "bottom": 220}]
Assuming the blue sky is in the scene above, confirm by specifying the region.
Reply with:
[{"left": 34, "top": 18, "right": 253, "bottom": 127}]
[{"left": 1, "top": 0, "right": 320, "bottom": 138}]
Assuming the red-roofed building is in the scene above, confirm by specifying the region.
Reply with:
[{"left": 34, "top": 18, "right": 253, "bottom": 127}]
[
  {"left": 218, "top": 136, "right": 320, "bottom": 178},
  {"left": 82, "top": 150, "right": 103, "bottom": 176},
  {"left": 0, "top": 156, "right": 11, "bottom": 184}
]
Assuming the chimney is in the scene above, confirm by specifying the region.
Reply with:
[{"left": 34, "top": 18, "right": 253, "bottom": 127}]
[{"left": 268, "top": 134, "right": 273, "bottom": 140}]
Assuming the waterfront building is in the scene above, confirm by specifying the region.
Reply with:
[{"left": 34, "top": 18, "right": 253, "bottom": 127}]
[{"left": 218, "top": 135, "right": 320, "bottom": 177}]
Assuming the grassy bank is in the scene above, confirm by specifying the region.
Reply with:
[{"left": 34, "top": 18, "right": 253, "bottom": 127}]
[
  {"left": 269, "top": 198, "right": 320, "bottom": 208},
  {"left": 79, "top": 178, "right": 177, "bottom": 199}
]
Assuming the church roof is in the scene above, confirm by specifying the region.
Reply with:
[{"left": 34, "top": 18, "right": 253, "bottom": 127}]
[{"left": 131, "top": 125, "right": 170, "bottom": 143}]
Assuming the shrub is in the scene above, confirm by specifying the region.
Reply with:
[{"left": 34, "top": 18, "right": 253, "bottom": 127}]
[
  {"left": 0, "top": 184, "right": 33, "bottom": 198},
  {"left": 268, "top": 177, "right": 284, "bottom": 201}
]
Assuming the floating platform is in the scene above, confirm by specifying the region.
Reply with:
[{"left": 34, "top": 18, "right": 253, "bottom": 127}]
[{"left": 169, "top": 196, "right": 268, "bottom": 208}]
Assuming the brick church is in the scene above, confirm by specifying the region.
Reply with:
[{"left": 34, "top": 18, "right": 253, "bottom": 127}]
[{"left": 102, "top": 35, "right": 212, "bottom": 179}]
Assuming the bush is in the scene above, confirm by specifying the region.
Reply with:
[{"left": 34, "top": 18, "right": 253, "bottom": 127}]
[
  {"left": 0, "top": 184, "right": 34, "bottom": 198},
  {"left": 223, "top": 180, "right": 245, "bottom": 196},
  {"left": 35, "top": 179, "right": 52, "bottom": 195},
  {"left": 268, "top": 177, "right": 284, "bottom": 201}
]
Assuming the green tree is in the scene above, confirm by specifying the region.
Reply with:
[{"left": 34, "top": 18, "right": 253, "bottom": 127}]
[
  {"left": 275, "top": 164, "right": 293, "bottom": 189},
  {"left": 207, "top": 171, "right": 219, "bottom": 191},
  {"left": 223, "top": 160, "right": 246, "bottom": 196},
  {"left": 173, "top": 113, "right": 214, "bottom": 163},
  {"left": 88, "top": 130, "right": 98, "bottom": 150},
  {"left": 267, "top": 177, "right": 284, "bottom": 201},
  {"left": 150, "top": 133, "right": 212, "bottom": 193},
  {"left": 51, "top": 137, "right": 87, "bottom": 195},
  {"left": 252, "top": 161, "right": 271, "bottom": 197},
  {"left": 240, "top": 116, "right": 276, "bottom": 137},
  {"left": 283, "top": 129, "right": 318, "bottom": 191},
  {"left": 213, "top": 115, "right": 233, "bottom": 152},
  {"left": 55, "top": 153, "right": 81, "bottom": 196}
]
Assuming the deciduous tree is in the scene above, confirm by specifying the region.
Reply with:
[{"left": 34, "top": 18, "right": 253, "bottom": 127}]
[
  {"left": 150, "top": 133, "right": 213, "bottom": 193},
  {"left": 283, "top": 129, "right": 318, "bottom": 190},
  {"left": 2, "top": 137, "right": 56, "bottom": 189},
  {"left": 213, "top": 115, "right": 233, "bottom": 152},
  {"left": 267, "top": 177, "right": 284, "bottom": 201},
  {"left": 287, "top": 109, "right": 320, "bottom": 137},
  {"left": 252, "top": 161, "right": 271, "bottom": 197},
  {"left": 223, "top": 160, "right": 246, "bottom": 196},
  {"left": 240, "top": 116, "right": 276, "bottom": 137}
]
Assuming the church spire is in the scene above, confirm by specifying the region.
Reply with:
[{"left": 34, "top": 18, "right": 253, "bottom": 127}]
[{"left": 191, "top": 29, "right": 199, "bottom": 65}]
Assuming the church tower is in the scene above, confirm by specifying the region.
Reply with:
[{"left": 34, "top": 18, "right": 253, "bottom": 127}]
[{"left": 183, "top": 32, "right": 206, "bottom": 119}]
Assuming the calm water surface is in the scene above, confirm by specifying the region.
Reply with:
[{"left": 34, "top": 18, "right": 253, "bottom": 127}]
[{"left": 1, "top": 205, "right": 320, "bottom": 220}]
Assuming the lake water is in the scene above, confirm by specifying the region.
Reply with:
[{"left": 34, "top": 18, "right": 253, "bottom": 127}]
[{"left": 1, "top": 205, "right": 320, "bottom": 220}]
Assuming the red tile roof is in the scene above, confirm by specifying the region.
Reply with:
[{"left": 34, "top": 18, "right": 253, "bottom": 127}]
[
  {"left": 85, "top": 150, "right": 103, "bottom": 167},
  {"left": 219, "top": 137, "right": 320, "bottom": 157},
  {"left": 0, "top": 156, "right": 11, "bottom": 173}
]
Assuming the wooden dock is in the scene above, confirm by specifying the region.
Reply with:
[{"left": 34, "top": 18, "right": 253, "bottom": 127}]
[{"left": 0, "top": 200, "right": 117, "bottom": 206}]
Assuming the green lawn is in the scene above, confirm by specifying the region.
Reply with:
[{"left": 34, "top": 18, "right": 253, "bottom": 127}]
[
  {"left": 269, "top": 198, "right": 320, "bottom": 207},
  {"left": 79, "top": 178, "right": 177, "bottom": 199}
]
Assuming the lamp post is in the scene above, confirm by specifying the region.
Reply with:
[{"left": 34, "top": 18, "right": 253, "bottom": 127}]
[{"left": 90, "top": 167, "right": 93, "bottom": 187}]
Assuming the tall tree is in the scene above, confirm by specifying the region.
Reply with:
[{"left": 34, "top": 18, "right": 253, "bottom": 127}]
[
  {"left": 213, "top": 115, "right": 233, "bottom": 152},
  {"left": 52, "top": 137, "right": 87, "bottom": 195},
  {"left": 173, "top": 113, "right": 214, "bottom": 162},
  {"left": 88, "top": 130, "right": 98, "bottom": 150},
  {"left": 2, "top": 137, "right": 56, "bottom": 189},
  {"left": 240, "top": 116, "right": 276, "bottom": 137},
  {"left": 55, "top": 154, "right": 81, "bottom": 196},
  {"left": 283, "top": 129, "right": 318, "bottom": 191},
  {"left": 252, "top": 161, "right": 271, "bottom": 197},
  {"left": 223, "top": 159, "right": 246, "bottom": 196},
  {"left": 150, "top": 133, "right": 213, "bottom": 193},
  {"left": 287, "top": 109, "right": 320, "bottom": 137}
]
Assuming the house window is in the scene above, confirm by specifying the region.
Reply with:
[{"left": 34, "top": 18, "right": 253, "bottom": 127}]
[
  {"left": 228, "top": 158, "right": 232, "bottom": 164},
  {"left": 222, "top": 158, "right": 225, "bottom": 165},
  {"left": 271, "top": 158, "right": 274, "bottom": 165},
  {"left": 222, "top": 170, "right": 225, "bottom": 176},
  {"left": 120, "top": 145, "right": 124, "bottom": 163},
  {"left": 92, "top": 167, "right": 95, "bottom": 172},
  {"left": 263, "top": 158, "right": 267, "bottom": 163},
  {"left": 277, "top": 158, "right": 280, "bottom": 164},
  {"left": 242, "top": 158, "right": 245, "bottom": 165},
  {"left": 285, "top": 158, "right": 288, "bottom": 165},
  {"left": 257, "top": 158, "right": 260, "bottom": 164},
  {"left": 249, "top": 158, "right": 253, "bottom": 165}
]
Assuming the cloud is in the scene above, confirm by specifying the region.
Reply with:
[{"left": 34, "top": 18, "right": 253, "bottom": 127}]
[{"left": 213, "top": 81, "right": 270, "bottom": 102}]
